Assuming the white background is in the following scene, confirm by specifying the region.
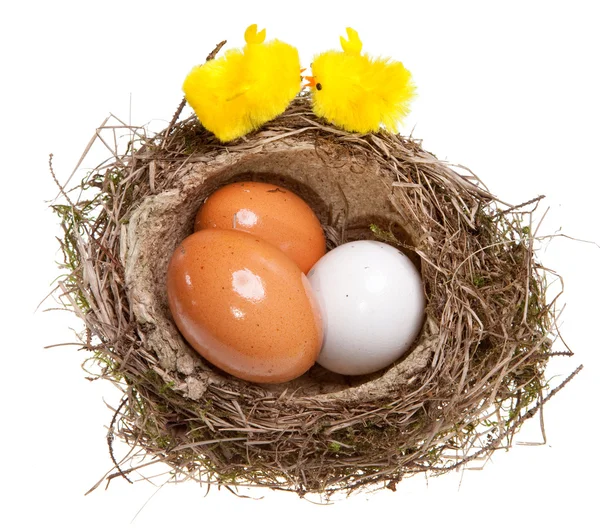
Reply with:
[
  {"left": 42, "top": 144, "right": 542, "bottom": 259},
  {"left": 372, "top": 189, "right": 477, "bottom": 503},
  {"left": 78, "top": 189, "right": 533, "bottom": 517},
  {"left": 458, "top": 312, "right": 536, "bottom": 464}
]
[{"left": 1, "top": 1, "right": 599, "bottom": 527}]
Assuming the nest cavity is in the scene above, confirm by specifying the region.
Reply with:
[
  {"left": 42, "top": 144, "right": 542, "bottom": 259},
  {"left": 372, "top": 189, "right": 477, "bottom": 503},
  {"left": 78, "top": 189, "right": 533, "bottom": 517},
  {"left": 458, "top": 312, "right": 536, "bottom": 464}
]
[{"left": 52, "top": 94, "right": 578, "bottom": 498}]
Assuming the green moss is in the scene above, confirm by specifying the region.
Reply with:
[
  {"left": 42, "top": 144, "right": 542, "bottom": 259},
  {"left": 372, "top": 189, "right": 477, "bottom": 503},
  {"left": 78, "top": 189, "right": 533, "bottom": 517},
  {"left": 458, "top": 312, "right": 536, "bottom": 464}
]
[
  {"left": 156, "top": 435, "right": 174, "bottom": 449},
  {"left": 472, "top": 275, "right": 487, "bottom": 287},
  {"left": 160, "top": 380, "right": 176, "bottom": 395},
  {"left": 369, "top": 224, "right": 399, "bottom": 245},
  {"left": 328, "top": 442, "right": 341, "bottom": 453}
]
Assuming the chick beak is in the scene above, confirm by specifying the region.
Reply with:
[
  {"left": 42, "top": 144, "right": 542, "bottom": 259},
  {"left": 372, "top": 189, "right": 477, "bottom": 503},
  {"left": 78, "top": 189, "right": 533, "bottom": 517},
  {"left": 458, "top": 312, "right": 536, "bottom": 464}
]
[{"left": 304, "top": 75, "right": 317, "bottom": 88}]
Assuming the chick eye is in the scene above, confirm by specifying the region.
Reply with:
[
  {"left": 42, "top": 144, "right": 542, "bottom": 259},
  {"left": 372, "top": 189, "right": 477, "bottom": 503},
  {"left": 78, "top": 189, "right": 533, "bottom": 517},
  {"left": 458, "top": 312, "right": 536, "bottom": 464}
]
[{"left": 316, "top": 83, "right": 322, "bottom": 91}]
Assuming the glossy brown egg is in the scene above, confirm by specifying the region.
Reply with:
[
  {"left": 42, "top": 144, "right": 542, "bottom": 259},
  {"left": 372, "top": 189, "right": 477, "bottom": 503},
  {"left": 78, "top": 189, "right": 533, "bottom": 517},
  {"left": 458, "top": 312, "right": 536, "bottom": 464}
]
[
  {"left": 195, "top": 181, "right": 326, "bottom": 274},
  {"left": 166, "top": 228, "right": 323, "bottom": 383}
]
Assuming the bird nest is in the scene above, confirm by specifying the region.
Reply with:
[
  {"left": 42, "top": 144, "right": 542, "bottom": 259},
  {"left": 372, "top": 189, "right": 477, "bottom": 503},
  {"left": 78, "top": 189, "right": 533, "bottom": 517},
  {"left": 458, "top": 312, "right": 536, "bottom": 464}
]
[{"left": 51, "top": 93, "right": 580, "bottom": 498}]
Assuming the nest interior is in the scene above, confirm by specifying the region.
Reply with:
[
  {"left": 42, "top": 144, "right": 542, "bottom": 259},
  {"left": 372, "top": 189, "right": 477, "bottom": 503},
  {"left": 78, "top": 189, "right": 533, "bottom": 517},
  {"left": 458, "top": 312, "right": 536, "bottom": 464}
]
[
  {"left": 127, "top": 136, "right": 432, "bottom": 403},
  {"left": 52, "top": 94, "right": 577, "bottom": 497}
]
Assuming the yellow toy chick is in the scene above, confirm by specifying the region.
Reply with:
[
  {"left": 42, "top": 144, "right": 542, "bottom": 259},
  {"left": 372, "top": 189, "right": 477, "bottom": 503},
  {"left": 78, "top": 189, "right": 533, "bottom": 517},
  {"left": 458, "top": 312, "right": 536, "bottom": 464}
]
[
  {"left": 306, "top": 28, "right": 416, "bottom": 134},
  {"left": 183, "top": 24, "right": 301, "bottom": 142}
]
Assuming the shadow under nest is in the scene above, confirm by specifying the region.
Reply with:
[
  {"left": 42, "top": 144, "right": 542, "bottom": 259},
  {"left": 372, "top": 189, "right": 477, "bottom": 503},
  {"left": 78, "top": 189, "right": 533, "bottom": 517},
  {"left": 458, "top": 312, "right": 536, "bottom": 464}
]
[{"left": 52, "top": 94, "right": 578, "bottom": 498}]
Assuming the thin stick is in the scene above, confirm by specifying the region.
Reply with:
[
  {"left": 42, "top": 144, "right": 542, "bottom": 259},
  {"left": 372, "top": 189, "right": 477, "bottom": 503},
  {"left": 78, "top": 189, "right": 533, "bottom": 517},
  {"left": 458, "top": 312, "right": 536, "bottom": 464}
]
[
  {"left": 49, "top": 154, "right": 77, "bottom": 210},
  {"left": 205, "top": 40, "right": 227, "bottom": 61},
  {"left": 444, "top": 364, "right": 584, "bottom": 471},
  {"left": 51, "top": 117, "right": 111, "bottom": 203},
  {"left": 106, "top": 397, "right": 133, "bottom": 486},
  {"left": 162, "top": 39, "right": 227, "bottom": 141}
]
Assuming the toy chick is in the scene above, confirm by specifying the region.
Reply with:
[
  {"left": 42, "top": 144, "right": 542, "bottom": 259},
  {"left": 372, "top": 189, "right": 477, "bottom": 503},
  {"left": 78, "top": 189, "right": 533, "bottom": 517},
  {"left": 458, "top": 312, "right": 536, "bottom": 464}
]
[
  {"left": 183, "top": 24, "right": 301, "bottom": 142},
  {"left": 306, "top": 28, "right": 415, "bottom": 134}
]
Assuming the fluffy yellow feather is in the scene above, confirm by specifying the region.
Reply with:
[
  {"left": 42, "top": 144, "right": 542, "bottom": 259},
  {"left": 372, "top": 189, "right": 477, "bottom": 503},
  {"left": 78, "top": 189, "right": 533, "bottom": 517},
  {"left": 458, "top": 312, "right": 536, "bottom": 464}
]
[
  {"left": 307, "top": 28, "right": 416, "bottom": 134},
  {"left": 183, "top": 25, "right": 301, "bottom": 142}
]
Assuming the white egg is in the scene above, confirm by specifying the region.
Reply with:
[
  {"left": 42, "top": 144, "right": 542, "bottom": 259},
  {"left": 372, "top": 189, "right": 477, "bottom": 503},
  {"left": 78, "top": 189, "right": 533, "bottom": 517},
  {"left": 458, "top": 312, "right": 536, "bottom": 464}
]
[{"left": 307, "top": 240, "right": 425, "bottom": 376}]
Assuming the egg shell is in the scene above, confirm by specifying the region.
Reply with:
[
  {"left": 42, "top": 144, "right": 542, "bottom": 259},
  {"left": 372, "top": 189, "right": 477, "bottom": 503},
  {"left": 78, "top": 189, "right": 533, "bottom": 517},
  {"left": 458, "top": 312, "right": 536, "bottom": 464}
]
[
  {"left": 195, "top": 181, "right": 326, "bottom": 274},
  {"left": 167, "top": 228, "right": 323, "bottom": 383},
  {"left": 307, "top": 240, "right": 425, "bottom": 376}
]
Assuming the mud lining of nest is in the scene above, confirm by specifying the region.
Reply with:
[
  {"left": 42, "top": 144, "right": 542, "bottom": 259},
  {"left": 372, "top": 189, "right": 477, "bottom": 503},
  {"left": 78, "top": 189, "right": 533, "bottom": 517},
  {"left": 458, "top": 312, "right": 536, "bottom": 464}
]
[{"left": 52, "top": 93, "right": 581, "bottom": 498}]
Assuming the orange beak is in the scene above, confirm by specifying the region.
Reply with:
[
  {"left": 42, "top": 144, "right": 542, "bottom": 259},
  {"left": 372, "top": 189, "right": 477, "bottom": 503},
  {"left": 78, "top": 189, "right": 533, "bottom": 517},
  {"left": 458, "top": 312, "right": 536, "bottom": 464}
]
[{"left": 304, "top": 75, "right": 317, "bottom": 88}]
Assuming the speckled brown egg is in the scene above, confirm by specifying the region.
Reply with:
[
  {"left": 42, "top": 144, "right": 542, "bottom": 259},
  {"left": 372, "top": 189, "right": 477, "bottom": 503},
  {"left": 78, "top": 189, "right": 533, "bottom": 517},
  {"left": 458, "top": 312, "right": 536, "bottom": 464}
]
[
  {"left": 194, "top": 181, "right": 326, "bottom": 274},
  {"left": 166, "top": 228, "right": 323, "bottom": 384}
]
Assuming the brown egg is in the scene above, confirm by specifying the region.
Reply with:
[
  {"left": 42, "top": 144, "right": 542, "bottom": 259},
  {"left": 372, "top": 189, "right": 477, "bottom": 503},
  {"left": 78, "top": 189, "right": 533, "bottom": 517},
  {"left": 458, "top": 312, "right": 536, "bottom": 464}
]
[
  {"left": 166, "top": 229, "right": 323, "bottom": 384},
  {"left": 195, "top": 181, "right": 326, "bottom": 274}
]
